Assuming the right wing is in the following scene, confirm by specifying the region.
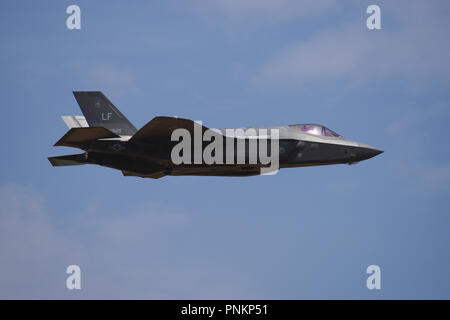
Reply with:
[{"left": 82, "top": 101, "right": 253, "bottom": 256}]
[{"left": 129, "top": 116, "right": 211, "bottom": 142}]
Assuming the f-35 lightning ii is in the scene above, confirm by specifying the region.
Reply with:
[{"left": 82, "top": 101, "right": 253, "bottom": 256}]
[{"left": 48, "top": 92, "right": 383, "bottom": 179}]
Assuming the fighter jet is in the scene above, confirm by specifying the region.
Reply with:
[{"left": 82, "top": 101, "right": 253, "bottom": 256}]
[{"left": 48, "top": 92, "right": 383, "bottom": 179}]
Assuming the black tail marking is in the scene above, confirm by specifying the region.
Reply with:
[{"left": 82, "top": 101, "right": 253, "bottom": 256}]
[{"left": 73, "top": 91, "right": 137, "bottom": 135}]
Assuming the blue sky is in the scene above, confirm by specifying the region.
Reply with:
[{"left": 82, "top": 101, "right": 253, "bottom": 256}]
[{"left": 1, "top": 0, "right": 449, "bottom": 299}]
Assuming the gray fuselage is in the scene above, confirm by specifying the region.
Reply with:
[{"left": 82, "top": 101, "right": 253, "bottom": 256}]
[{"left": 73, "top": 124, "right": 382, "bottom": 178}]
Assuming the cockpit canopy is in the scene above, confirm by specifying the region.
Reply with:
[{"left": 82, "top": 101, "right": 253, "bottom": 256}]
[{"left": 288, "top": 124, "right": 341, "bottom": 138}]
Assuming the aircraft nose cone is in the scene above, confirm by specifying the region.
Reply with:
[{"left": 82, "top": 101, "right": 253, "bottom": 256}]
[
  {"left": 366, "top": 147, "right": 383, "bottom": 158},
  {"left": 358, "top": 145, "right": 383, "bottom": 160}
]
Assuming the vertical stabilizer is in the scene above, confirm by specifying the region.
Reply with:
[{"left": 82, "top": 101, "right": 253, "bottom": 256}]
[{"left": 73, "top": 91, "right": 137, "bottom": 135}]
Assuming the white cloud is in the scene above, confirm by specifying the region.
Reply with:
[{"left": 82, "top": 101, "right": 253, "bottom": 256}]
[
  {"left": 69, "top": 63, "right": 137, "bottom": 97},
  {"left": 82, "top": 64, "right": 136, "bottom": 95},
  {"left": 0, "top": 185, "right": 75, "bottom": 298},
  {"left": 417, "top": 163, "right": 450, "bottom": 192},
  {"left": 0, "top": 185, "right": 257, "bottom": 299},
  {"left": 254, "top": 2, "right": 450, "bottom": 89},
  {"left": 387, "top": 101, "right": 449, "bottom": 135},
  {"left": 385, "top": 100, "right": 450, "bottom": 193},
  {"left": 189, "top": 0, "right": 339, "bottom": 23},
  {"left": 395, "top": 161, "right": 450, "bottom": 194}
]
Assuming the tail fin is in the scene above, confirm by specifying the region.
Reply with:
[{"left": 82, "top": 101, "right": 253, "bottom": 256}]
[{"left": 73, "top": 91, "right": 137, "bottom": 136}]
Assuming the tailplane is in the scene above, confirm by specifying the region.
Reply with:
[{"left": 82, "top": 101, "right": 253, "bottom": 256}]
[
  {"left": 53, "top": 127, "right": 119, "bottom": 148},
  {"left": 48, "top": 153, "right": 90, "bottom": 167},
  {"left": 61, "top": 115, "right": 88, "bottom": 129}
]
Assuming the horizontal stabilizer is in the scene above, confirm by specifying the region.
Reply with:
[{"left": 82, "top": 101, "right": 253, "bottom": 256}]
[
  {"left": 48, "top": 153, "right": 89, "bottom": 166},
  {"left": 129, "top": 116, "right": 211, "bottom": 142},
  {"left": 54, "top": 127, "right": 120, "bottom": 147},
  {"left": 61, "top": 115, "right": 88, "bottom": 129}
]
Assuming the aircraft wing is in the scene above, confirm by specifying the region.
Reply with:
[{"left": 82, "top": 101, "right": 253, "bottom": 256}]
[{"left": 129, "top": 116, "right": 211, "bottom": 142}]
